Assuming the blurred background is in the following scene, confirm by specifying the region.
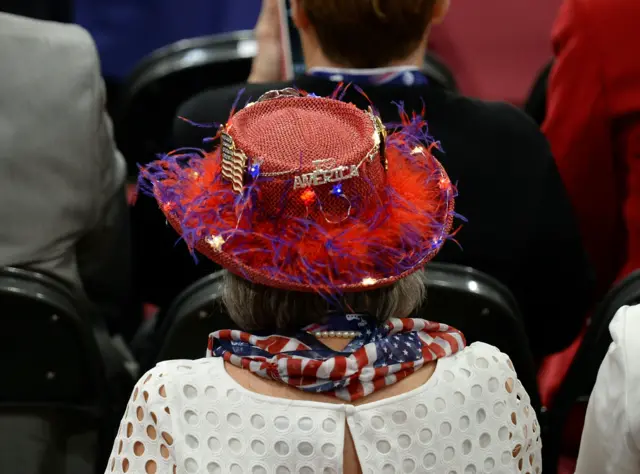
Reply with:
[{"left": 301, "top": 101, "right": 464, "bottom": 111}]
[{"left": 1, "top": 0, "right": 562, "bottom": 105}]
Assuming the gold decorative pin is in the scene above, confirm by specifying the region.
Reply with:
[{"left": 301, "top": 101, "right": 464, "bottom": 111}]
[
  {"left": 368, "top": 108, "right": 388, "bottom": 170},
  {"left": 220, "top": 129, "right": 247, "bottom": 193}
]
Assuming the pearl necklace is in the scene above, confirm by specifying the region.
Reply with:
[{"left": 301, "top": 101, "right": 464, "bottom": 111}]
[{"left": 308, "top": 330, "right": 361, "bottom": 339}]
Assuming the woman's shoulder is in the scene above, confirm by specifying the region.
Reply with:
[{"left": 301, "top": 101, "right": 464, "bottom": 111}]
[
  {"left": 610, "top": 304, "right": 640, "bottom": 351},
  {"left": 137, "top": 358, "right": 227, "bottom": 396},
  {"left": 147, "top": 357, "right": 225, "bottom": 378},
  {"left": 438, "top": 341, "right": 526, "bottom": 401},
  {"left": 608, "top": 305, "right": 640, "bottom": 429},
  {"left": 604, "top": 305, "right": 640, "bottom": 400},
  {"left": 451, "top": 341, "right": 516, "bottom": 371}
]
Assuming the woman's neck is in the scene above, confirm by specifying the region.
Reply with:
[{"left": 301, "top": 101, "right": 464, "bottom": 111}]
[{"left": 319, "top": 337, "right": 353, "bottom": 351}]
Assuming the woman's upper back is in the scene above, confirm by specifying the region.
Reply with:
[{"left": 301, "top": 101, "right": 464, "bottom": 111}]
[{"left": 106, "top": 342, "right": 541, "bottom": 474}]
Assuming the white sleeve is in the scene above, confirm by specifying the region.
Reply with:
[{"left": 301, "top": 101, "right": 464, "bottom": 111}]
[
  {"left": 575, "top": 305, "right": 640, "bottom": 474},
  {"left": 104, "top": 366, "right": 176, "bottom": 474}
]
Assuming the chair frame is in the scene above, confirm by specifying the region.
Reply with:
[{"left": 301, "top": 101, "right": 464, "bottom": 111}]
[
  {"left": 121, "top": 30, "right": 256, "bottom": 111},
  {"left": 154, "top": 271, "right": 226, "bottom": 363},
  {"left": 425, "top": 262, "right": 521, "bottom": 316}
]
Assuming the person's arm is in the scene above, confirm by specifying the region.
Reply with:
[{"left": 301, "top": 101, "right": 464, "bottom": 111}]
[
  {"left": 248, "top": 0, "right": 283, "bottom": 84},
  {"left": 575, "top": 306, "right": 640, "bottom": 474},
  {"left": 105, "top": 366, "right": 176, "bottom": 474},
  {"left": 75, "top": 36, "right": 135, "bottom": 338},
  {"left": 542, "top": 0, "right": 616, "bottom": 292}
]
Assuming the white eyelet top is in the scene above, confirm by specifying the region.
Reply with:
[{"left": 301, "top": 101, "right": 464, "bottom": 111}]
[{"left": 105, "top": 342, "right": 542, "bottom": 474}]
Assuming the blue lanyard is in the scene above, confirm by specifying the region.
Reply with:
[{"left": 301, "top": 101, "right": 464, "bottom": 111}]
[{"left": 307, "top": 67, "right": 428, "bottom": 87}]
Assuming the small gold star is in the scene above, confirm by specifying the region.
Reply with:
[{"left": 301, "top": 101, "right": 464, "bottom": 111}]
[
  {"left": 411, "top": 146, "right": 425, "bottom": 156},
  {"left": 361, "top": 277, "right": 378, "bottom": 286},
  {"left": 205, "top": 235, "right": 225, "bottom": 251}
]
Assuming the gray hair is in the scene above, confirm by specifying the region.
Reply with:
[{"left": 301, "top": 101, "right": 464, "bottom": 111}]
[{"left": 222, "top": 270, "right": 427, "bottom": 331}]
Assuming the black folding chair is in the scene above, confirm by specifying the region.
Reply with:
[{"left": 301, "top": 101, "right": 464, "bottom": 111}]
[
  {"left": 0, "top": 267, "right": 129, "bottom": 473},
  {"left": 116, "top": 31, "right": 256, "bottom": 176},
  {"left": 543, "top": 269, "right": 640, "bottom": 474},
  {"left": 154, "top": 270, "right": 229, "bottom": 363}
]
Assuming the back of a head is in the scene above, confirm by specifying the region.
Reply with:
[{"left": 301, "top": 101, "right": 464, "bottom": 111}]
[
  {"left": 301, "top": 0, "right": 436, "bottom": 68},
  {"left": 222, "top": 270, "right": 428, "bottom": 331}
]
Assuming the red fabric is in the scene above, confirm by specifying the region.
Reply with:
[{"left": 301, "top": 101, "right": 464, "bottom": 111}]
[
  {"left": 537, "top": 326, "right": 584, "bottom": 407},
  {"left": 227, "top": 95, "right": 386, "bottom": 219},
  {"left": 542, "top": 0, "right": 640, "bottom": 295},
  {"left": 558, "top": 455, "right": 578, "bottom": 474}
]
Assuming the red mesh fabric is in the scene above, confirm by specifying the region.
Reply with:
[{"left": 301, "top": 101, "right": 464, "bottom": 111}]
[
  {"left": 232, "top": 98, "right": 374, "bottom": 172},
  {"left": 228, "top": 97, "right": 385, "bottom": 219}
]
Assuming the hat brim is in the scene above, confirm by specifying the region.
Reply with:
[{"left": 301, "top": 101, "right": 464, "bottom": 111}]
[{"left": 142, "top": 109, "right": 457, "bottom": 294}]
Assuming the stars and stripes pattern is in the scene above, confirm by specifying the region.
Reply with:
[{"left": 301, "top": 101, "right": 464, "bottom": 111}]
[{"left": 206, "top": 315, "right": 465, "bottom": 402}]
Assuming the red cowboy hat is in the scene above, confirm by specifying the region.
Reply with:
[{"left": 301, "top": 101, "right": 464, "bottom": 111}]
[{"left": 139, "top": 88, "right": 458, "bottom": 293}]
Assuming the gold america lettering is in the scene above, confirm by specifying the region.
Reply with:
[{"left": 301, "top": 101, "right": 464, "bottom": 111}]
[{"left": 293, "top": 160, "right": 360, "bottom": 190}]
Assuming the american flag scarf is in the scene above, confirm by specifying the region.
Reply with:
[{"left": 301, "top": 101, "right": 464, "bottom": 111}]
[{"left": 206, "top": 315, "right": 466, "bottom": 401}]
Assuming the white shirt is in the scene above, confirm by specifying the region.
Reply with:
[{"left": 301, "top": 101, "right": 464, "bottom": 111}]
[
  {"left": 105, "top": 342, "right": 542, "bottom": 473},
  {"left": 576, "top": 305, "right": 640, "bottom": 474}
]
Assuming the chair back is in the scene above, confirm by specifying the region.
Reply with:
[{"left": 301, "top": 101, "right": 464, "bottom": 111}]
[
  {"left": 117, "top": 30, "right": 458, "bottom": 176},
  {"left": 0, "top": 267, "right": 108, "bottom": 405},
  {"left": 155, "top": 271, "right": 229, "bottom": 362},
  {"left": 422, "top": 263, "right": 540, "bottom": 411},
  {"left": 0, "top": 266, "right": 113, "bottom": 473},
  {"left": 544, "top": 270, "right": 640, "bottom": 473}
]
